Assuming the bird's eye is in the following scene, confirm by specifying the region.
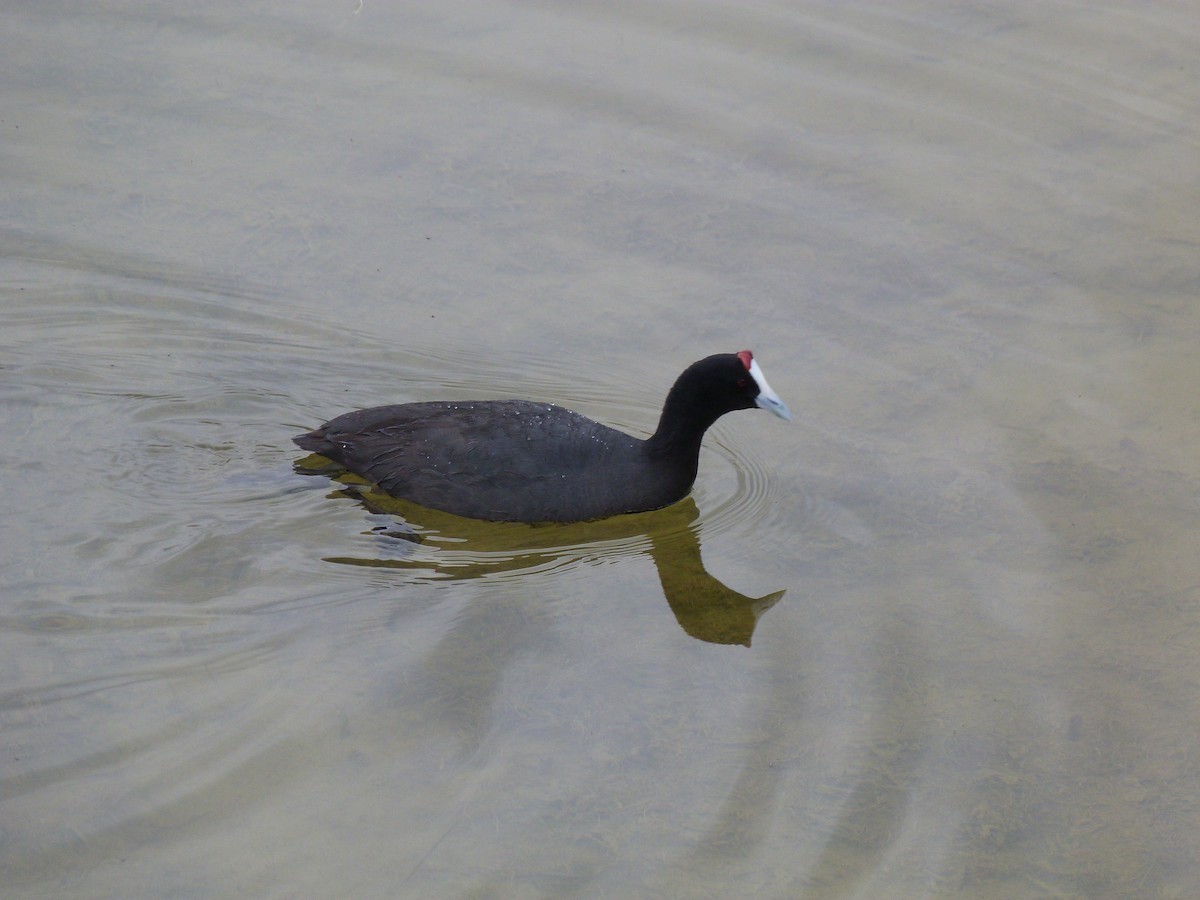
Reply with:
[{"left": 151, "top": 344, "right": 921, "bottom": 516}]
[{"left": 737, "top": 377, "right": 747, "bottom": 388}]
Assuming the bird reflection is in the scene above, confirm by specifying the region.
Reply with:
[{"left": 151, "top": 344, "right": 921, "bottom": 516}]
[{"left": 298, "top": 459, "right": 783, "bottom": 647}]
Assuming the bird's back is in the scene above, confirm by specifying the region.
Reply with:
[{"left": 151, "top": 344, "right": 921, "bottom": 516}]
[{"left": 295, "top": 400, "right": 685, "bottom": 522}]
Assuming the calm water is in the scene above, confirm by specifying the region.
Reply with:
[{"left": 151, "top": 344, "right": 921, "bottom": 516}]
[{"left": 3, "top": 2, "right": 1199, "bottom": 897}]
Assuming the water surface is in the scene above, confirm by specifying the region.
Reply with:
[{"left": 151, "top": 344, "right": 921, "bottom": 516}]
[{"left": 2, "top": 2, "right": 1199, "bottom": 897}]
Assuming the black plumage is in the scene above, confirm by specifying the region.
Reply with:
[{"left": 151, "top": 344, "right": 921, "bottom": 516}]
[{"left": 294, "top": 351, "right": 790, "bottom": 523}]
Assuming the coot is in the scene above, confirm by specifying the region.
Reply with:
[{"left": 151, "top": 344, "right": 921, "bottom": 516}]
[{"left": 294, "top": 350, "right": 790, "bottom": 523}]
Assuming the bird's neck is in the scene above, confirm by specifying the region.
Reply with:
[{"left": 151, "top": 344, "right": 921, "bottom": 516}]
[{"left": 644, "top": 379, "right": 721, "bottom": 464}]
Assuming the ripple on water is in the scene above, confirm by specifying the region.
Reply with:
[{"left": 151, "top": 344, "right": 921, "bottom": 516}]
[
  {"left": 297, "top": 418, "right": 784, "bottom": 585},
  {"left": 290, "top": 346, "right": 788, "bottom": 580},
  {"left": 2, "top": 250, "right": 790, "bottom": 889},
  {"left": 2, "top": 252, "right": 793, "bottom": 643},
  {"left": 6, "top": 246, "right": 783, "bottom": 592}
]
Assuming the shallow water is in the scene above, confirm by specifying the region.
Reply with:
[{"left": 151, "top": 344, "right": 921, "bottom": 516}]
[{"left": 3, "top": 2, "right": 1199, "bottom": 897}]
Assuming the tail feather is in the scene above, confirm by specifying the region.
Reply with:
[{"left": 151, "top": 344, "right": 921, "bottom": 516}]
[{"left": 293, "top": 429, "right": 334, "bottom": 455}]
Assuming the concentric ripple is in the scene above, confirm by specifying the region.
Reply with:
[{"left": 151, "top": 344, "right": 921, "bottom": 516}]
[
  {"left": 297, "top": 365, "right": 786, "bottom": 580},
  {"left": 3, "top": 235, "right": 784, "bottom": 591}
]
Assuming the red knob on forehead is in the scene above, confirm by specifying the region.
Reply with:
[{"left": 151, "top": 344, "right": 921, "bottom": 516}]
[{"left": 737, "top": 350, "right": 754, "bottom": 371}]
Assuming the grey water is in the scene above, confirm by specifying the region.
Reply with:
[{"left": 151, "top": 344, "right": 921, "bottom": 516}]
[{"left": 3, "top": 3, "right": 1199, "bottom": 897}]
